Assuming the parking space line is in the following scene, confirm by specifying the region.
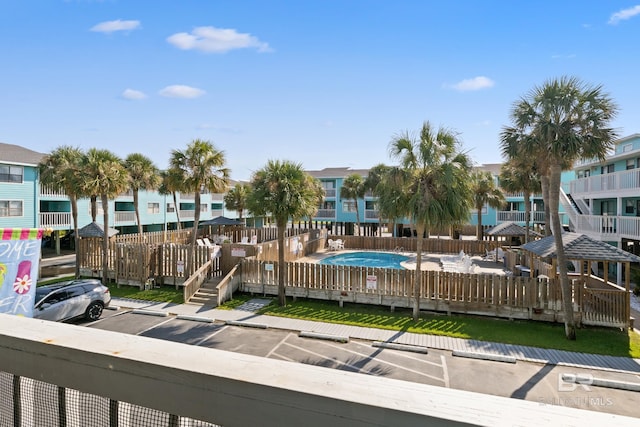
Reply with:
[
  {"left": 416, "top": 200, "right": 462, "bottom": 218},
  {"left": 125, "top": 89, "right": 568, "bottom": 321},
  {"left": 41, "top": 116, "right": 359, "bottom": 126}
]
[
  {"left": 321, "top": 341, "right": 446, "bottom": 383},
  {"left": 266, "top": 332, "right": 294, "bottom": 358},
  {"left": 137, "top": 318, "right": 175, "bottom": 335},
  {"left": 351, "top": 341, "right": 443, "bottom": 368},
  {"left": 280, "top": 342, "right": 379, "bottom": 375},
  {"left": 193, "top": 324, "right": 227, "bottom": 347},
  {"left": 441, "top": 355, "right": 450, "bottom": 388}
]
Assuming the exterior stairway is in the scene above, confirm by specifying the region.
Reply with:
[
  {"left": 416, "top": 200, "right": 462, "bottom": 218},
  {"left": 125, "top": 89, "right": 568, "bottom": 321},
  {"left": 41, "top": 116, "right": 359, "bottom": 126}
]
[{"left": 187, "top": 276, "right": 222, "bottom": 307}]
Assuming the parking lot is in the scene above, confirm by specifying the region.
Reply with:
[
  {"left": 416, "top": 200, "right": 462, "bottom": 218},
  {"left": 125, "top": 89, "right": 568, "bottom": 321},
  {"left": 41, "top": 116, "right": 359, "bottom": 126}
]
[{"left": 83, "top": 309, "right": 640, "bottom": 418}]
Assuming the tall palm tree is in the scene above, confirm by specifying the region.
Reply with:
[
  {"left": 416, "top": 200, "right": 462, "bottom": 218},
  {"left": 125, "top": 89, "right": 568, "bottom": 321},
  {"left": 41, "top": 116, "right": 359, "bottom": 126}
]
[
  {"left": 38, "top": 146, "right": 86, "bottom": 277},
  {"left": 500, "top": 76, "right": 618, "bottom": 340},
  {"left": 389, "top": 121, "right": 473, "bottom": 320},
  {"left": 124, "top": 153, "right": 160, "bottom": 237},
  {"left": 169, "top": 139, "right": 229, "bottom": 274},
  {"left": 247, "top": 160, "right": 323, "bottom": 306},
  {"left": 499, "top": 160, "right": 541, "bottom": 243},
  {"left": 158, "top": 168, "right": 185, "bottom": 231},
  {"left": 470, "top": 170, "right": 505, "bottom": 241},
  {"left": 82, "top": 148, "right": 130, "bottom": 285},
  {"left": 365, "top": 164, "right": 408, "bottom": 237},
  {"left": 223, "top": 183, "right": 251, "bottom": 223},
  {"left": 340, "top": 174, "right": 366, "bottom": 236}
]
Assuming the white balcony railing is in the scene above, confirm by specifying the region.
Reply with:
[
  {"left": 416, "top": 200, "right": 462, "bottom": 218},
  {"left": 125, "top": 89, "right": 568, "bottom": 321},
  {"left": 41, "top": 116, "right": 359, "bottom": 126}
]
[
  {"left": 571, "top": 168, "right": 640, "bottom": 195},
  {"left": 315, "top": 209, "right": 336, "bottom": 219},
  {"left": 323, "top": 189, "right": 336, "bottom": 198},
  {"left": 114, "top": 211, "right": 136, "bottom": 224},
  {"left": 573, "top": 214, "right": 640, "bottom": 240},
  {"left": 496, "top": 211, "right": 545, "bottom": 223},
  {"left": 365, "top": 209, "right": 379, "bottom": 219},
  {"left": 39, "top": 185, "right": 67, "bottom": 197},
  {"left": 39, "top": 212, "right": 71, "bottom": 228}
]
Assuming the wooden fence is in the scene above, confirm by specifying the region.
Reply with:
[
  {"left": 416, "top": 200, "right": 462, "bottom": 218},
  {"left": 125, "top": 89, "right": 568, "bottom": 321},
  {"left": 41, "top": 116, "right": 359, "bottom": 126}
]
[{"left": 238, "top": 259, "right": 629, "bottom": 328}]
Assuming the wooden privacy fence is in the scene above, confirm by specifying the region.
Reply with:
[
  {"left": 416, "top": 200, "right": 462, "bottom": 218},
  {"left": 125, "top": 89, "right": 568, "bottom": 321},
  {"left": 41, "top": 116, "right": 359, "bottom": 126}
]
[
  {"left": 78, "top": 238, "right": 218, "bottom": 287},
  {"left": 330, "top": 236, "right": 498, "bottom": 255},
  {"left": 239, "top": 259, "right": 629, "bottom": 328}
]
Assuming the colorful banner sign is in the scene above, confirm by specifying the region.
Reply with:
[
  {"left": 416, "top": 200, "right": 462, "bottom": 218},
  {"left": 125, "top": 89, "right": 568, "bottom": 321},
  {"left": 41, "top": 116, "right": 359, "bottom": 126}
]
[{"left": 0, "top": 228, "right": 43, "bottom": 317}]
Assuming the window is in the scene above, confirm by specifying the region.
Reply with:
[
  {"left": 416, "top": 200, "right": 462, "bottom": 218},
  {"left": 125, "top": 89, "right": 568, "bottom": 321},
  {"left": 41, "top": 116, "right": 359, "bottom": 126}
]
[
  {"left": 0, "top": 165, "right": 23, "bottom": 183},
  {"left": 601, "top": 164, "right": 614, "bottom": 174},
  {"left": 321, "top": 181, "right": 336, "bottom": 197},
  {"left": 166, "top": 203, "right": 175, "bottom": 213},
  {"left": 343, "top": 201, "right": 357, "bottom": 213},
  {"left": 626, "top": 200, "right": 635, "bottom": 214},
  {"left": 211, "top": 202, "right": 223, "bottom": 210},
  {"left": 622, "top": 144, "right": 633, "bottom": 153},
  {"left": 627, "top": 159, "right": 636, "bottom": 170},
  {"left": 147, "top": 202, "right": 160, "bottom": 214},
  {"left": 0, "top": 200, "right": 23, "bottom": 217}
]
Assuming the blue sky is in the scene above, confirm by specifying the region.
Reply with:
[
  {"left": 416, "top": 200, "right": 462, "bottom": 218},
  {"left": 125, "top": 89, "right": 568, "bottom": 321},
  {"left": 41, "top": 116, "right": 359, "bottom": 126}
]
[{"left": 2, "top": 1, "right": 640, "bottom": 181}]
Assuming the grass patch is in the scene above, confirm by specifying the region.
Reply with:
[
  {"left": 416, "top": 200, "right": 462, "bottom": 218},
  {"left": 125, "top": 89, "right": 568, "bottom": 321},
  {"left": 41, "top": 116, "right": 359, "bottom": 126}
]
[
  {"left": 37, "top": 276, "right": 75, "bottom": 286},
  {"left": 218, "top": 293, "right": 256, "bottom": 310},
  {"left": 255, "top": 296, "right": 640, "bottom": 358},
  {"left": 106, "top": 284, "right": 184, "bottom": 304}
]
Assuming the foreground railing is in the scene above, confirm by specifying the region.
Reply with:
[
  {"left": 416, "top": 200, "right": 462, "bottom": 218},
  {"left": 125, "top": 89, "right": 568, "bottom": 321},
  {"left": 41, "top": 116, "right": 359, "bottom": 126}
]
[{"left": 1, "top": 315, "right": 632, "bottom": 426}]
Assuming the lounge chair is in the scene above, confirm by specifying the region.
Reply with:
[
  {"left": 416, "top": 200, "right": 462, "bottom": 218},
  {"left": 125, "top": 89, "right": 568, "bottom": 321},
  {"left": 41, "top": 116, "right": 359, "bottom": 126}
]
[
  {"left": 334, "top": 239, "right": 345, "bottom": 250},
  {"left": 327, "top": 239, "right": 338, "bottom": 250}
]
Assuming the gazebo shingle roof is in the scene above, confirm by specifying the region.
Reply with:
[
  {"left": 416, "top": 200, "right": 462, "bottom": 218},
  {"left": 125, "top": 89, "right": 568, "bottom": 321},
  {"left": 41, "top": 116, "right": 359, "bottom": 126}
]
[
  {"left": 521, "top": 232, "right": 640, "bottom": 263},
  {"left": 486, "top": 222, "right": 542, "bottom": 238},
  {"left": 77, "top": 222, "right": 119, "bottom": 238}
]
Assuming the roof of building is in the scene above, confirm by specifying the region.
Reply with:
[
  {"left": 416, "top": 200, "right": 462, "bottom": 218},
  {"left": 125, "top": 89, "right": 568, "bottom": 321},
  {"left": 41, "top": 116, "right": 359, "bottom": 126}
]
[
  {"left": 77, "top": 222, "right": 120, "bottom": 238},
  {"left": 520, "top": 232, "right": 640, "bottom": 263},
  {"left": 0, "top": 142, "right": 45, "bottom": 166},
  {"left": 486, "top": 222, "right": 542, "bottom": 237},
  {"left": 306, "top": 167, "right": 370, "bottom": 179}
]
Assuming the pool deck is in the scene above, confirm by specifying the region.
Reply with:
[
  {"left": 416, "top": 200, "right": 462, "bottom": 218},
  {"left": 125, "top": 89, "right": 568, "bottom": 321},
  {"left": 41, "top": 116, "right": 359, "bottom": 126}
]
[{"left": 299, "top": 248, "right": 511, "bottom": 275}]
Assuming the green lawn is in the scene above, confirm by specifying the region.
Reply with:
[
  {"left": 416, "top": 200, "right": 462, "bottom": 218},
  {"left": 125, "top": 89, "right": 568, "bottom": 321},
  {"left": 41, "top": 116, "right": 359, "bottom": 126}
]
[
  {"left": 219, "top": 294, "right": 640, "bottom": 359},
  {"left": 106, "top": 284, "right": 184, "bottom": 304}
]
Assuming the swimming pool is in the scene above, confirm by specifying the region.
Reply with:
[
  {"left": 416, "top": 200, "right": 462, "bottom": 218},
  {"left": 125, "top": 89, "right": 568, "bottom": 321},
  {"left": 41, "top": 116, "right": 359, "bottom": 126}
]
[{"left": 319, "top": 251, "right": 408, "bottom": 269}]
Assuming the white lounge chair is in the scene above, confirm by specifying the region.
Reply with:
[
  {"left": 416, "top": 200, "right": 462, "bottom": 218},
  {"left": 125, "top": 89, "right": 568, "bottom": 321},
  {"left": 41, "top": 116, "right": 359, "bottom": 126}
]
[{"left": 334, "top": 239, "right": 345, "bottom": 250}]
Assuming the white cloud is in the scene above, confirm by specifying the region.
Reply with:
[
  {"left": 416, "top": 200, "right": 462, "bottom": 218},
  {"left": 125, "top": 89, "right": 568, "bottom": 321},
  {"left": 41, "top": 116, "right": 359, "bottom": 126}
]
[
  {"left": 121, "top": 89, "right": 147, "bottom": 100},
  {"left": 608, "top": 5, "right": 640, "bottom": 25},
  {"left": 167, "top": 26, "right": 271, "bottom": 53},
  {"left": 90, "top": 19, "right": 141, "bottom": 33},
  {"left": 451, "top": 76, "right": 495, "bottom": 92},
  {"left": 158, "top": 85, "right": 205, "bottom": 98}
]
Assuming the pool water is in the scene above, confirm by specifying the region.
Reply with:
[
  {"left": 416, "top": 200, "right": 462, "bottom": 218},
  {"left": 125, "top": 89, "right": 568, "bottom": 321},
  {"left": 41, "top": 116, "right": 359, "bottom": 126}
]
[{"left": 319, "top": 251, "right": 408, "bottom": 269}]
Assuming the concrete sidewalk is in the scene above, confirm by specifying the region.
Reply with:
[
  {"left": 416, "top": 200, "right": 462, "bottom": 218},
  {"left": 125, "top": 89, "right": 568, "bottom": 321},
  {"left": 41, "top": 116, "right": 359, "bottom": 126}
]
[{"left": 111, "top": 296, "right": 640, "bottom": 375}]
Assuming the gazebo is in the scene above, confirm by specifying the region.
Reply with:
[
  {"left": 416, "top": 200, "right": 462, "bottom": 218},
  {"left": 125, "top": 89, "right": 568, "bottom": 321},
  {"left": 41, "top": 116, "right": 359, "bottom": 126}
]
[
  {"left": 485, "top": 221, "right": 541, "bottom": 246},
  {"left": 520, "top": 232, "right": 640, "bottom": 328},
  {"left": 76, "top": 222, "right": 120, "bottom": 238}
]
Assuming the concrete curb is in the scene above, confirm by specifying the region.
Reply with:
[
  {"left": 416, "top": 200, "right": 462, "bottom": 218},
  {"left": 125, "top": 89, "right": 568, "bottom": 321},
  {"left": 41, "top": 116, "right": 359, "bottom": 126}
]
[
  {"left": 299, "top": 331, "right": 349, "bottom": 343},
  {"left": 561, "top": 373, "right": 640, "bottom": 392},
  {"left": 372, "top": 341, "right": 429, "bottom": 354},
  {"left": 452, "top": 350, "right": 516, "bottom": 364},
  {"left": 176, "top": 314, "right": 214, "bottom": 323},
  {"left": 225, "top": 320, "right": 268, "bottom": 329},
  {"left": 105, "top": 306, "right": 120, "bottom": 311},
  {"left": 131, "top": 309, "right": 169, "bottom": 317}
]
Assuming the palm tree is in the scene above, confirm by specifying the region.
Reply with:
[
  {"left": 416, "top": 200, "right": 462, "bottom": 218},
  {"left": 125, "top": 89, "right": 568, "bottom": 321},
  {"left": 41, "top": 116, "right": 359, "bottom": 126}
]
[
  {"left": 124, "top": 153, "right": 160, "bottom": 237},
  {"left": 38, "top": 146, "right": 85, "bottom": 277},
  {"left": 500, "top": 76, "right": 618, "bottom": 340},
  {"left": 247, "top": 160, "right": 323, "bottom": 306},
  {"left": 82, "top": 148, "right": 130, "bottom": 285},
  {"left": 470, "top": 170, "right": 505, "bottom": 241},
  {"left": 499, "top": 160, "right": 541, "bottom": 243},
  {"left": 340, "top": 174, "right": 366, "bottom": 236},
  {"left": 389, "top": 121, "right": 473, "bottom": 320},
  {"left": 158, "top": 168, "right": 185, "bottom": 231},
  {"left": 365, "top": 164, "right": 408, "bottom": 237},
  {"left": 223, "top": 183, "right": 251, "bottom": 223},
  {"left": 169, "top": 139, "right": 229, "bottom": 274}
]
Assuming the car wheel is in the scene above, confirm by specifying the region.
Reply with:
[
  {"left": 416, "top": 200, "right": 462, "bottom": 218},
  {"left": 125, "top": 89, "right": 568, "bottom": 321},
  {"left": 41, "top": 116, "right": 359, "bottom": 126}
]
[{"left": 85, "top": 302, "right": 104, "bottom": 321}]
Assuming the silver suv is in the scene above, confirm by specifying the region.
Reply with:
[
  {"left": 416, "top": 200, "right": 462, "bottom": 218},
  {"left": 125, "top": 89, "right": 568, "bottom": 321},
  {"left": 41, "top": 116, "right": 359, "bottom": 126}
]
[{"left": 34, "top": 279, "right": 111, "bottom": 322}]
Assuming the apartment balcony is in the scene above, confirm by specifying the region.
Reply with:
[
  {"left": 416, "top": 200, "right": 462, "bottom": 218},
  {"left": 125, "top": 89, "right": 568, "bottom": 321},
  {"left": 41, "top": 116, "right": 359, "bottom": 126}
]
[
  {"left": 573, "top": 214, "right": 640, "bottom": 241},
  {"left": 179, "top": 209, "right": 195, "bottom": 219},
  {"left": 570, "top": 168, "right": 640, "bottom": 197},
  {"left": 365, "top": 209, "right": 379, "bottom": 219},
  {"left": 39, "top": 185, "right": 67, "bottom": 198},
  {"left": 39, "top": 212, "right": 71, "bottom": 228},
  {"left": 314, "top": 209, "right": 336, "bottom": 219},
  {"left": 114, "top": 211, "right": 136, "bottom": 224},
  {"left": 497, "top": 211, "right": 545, "bottom": 223},
  {"left": 323, "top": 188, "right": 336, "bottom": 198}
]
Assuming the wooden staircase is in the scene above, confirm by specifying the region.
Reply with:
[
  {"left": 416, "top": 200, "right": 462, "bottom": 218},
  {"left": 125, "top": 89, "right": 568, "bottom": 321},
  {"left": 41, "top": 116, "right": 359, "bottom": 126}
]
[{"left": 186, "top": 276, "right": 221, "bottom": 307}]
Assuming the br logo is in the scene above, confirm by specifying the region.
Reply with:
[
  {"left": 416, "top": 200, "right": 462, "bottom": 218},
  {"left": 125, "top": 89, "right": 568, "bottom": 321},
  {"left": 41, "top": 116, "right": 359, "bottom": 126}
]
[{"left": 558, "top": 373, "right": 593, "bottom": 392}]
